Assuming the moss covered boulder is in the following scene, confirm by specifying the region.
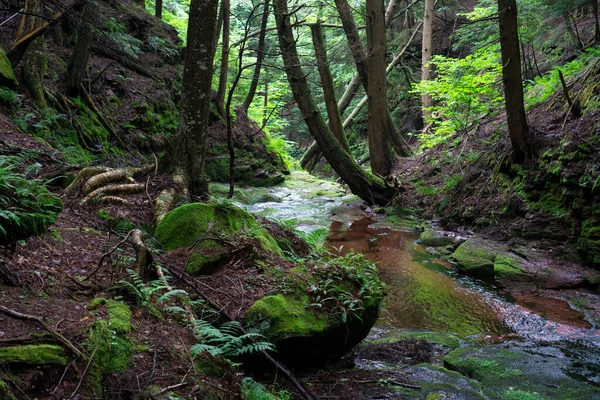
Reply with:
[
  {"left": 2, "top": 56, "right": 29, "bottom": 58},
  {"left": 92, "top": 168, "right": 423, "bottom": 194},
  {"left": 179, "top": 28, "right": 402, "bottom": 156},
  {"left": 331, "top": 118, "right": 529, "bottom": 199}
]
[
  {"left": 244, "top": 254, "right": 385, "bottom": 367},
  {"left": 0, "top": 344, "right": 66, "bottom": 365},
  {"left": 418, "top": 229, "right": 456, "bottom": 247},
  {"left": 156, "top": 203, "right": 283, "bottom": 275},
  {"left": 450, "top": 237, "right": 500, "bottom": 278}
]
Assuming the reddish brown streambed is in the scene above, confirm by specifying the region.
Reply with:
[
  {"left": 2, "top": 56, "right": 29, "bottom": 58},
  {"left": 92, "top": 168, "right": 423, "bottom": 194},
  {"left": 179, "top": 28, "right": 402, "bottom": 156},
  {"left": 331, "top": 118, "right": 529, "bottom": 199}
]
[{"left": 327, "top": 216, "right": 596, "bottom": 342}]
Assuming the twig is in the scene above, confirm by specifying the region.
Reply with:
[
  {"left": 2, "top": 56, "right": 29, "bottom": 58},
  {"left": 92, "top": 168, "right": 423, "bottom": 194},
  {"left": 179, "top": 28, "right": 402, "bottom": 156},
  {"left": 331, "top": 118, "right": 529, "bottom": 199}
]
[
  {"left": 0, "top": 305, "right": 84, "bottom": 357},
  {"left": 67, "top": 344, "right": 98, "bottom": 399},
  {"left": 83, "top": 229, "right": 134, "bottom": 281},
  {"left": 53, "top": 359, "right": 75, "bottom": 394}
]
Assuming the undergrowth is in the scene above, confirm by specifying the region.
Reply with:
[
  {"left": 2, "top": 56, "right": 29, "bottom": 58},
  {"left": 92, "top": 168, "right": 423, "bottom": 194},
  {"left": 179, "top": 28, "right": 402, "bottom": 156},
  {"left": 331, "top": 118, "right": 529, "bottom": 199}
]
[{"left": 0, "top": 156, "right": 62, "bottom": 242}]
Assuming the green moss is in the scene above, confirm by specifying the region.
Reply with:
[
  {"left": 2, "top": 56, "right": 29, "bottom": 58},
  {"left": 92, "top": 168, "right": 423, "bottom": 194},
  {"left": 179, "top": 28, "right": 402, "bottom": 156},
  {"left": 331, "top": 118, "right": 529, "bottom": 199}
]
[
  {"left": 418, "top": 229, "right": 455, "bottom": 247},
  {"left": 0, "top": 380, "right": 16, "bottom": 400},
  {"left": 106, "top": 300, "right": 132, "bottom": 334},
  {"left": 244, "top": 294, "right": 332, "bottom": 341},
  {"left": 85, "top": 300, "right": 133, "bottom": 395},
  {"left": 578, "top": 218, "right": 600, "bottom": 265},
  {"left": 156, "top": 202, "right": 282, "bottom": 256},
  {"left": 85, "top": 320, "right": 133, "bottom": 394},
  {"left": 0, "top": 46, "right": 18, "bottom": 88},
  {"left": 493, "top": 254, "right": 526, "bottom": 279},
  {"left": 501, "top": 390, "right": 545, "bottom": 400},
  {"left": 0, "top": 345, "right": 66, "bottom": 365},
  {"left": 375, "top": 331, "right": 460, "bottom": 349},
  {"left": 451, "top": 240, "right": 497, "bottom": 278},
  {"left": 186, "top": 253, "right": 227, "bottom": 275}
]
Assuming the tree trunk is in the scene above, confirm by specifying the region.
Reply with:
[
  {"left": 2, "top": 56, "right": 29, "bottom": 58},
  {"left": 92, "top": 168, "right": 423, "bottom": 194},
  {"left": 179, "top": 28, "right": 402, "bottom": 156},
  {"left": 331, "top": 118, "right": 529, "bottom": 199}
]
[
  {"left": 385, "top": 0, "right": 398, "bottom": 29},
  {"left": 367, "top": 0, "right": 394, "bottom": 176},
  {"left": 563, "top": 12, "right": 583, "bottom": 50},
  {"left": 216, "top": 0, "right": 230, "bottom": 116},
  {"left": 273, "top": 0, "right": 396, "bottom": 206},
  {"left": 591, "top": 0, "right": 600, "bottom": 43},
  {"left": 162, "top": 0, "right": 219, "bottom": 198},
  {"left": 22, "top": 0, "right": 47, "bottom": 109},
  {"left": 242, "top": 0, "right": 270, "bottom": 112},
  {"left": 498, "top": 0, "right": 530, "bottom": 163},
  {"left": 421, "top": 0, "right": 434, "bottom": 117},
  {"left": 155, "top": 0, "right": 162, "bottom": 19},
  {"left": 66, "top": 0, "right": 98, "bottom": 96},
  {"left": 311, "top": 22, "right": 351, "bottom": 153},
  {"left": 335, "top": 0, "right": 369, "bottom": 88}
]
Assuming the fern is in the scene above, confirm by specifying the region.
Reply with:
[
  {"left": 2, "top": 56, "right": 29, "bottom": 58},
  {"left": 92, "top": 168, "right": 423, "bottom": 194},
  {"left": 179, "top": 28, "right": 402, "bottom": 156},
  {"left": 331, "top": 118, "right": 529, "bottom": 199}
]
[
  {"left": 191, "top": 319, "right": 274, "bottom": 358},
  {"left": 157, "top": 289, "right": 189, "bottom": 304}
]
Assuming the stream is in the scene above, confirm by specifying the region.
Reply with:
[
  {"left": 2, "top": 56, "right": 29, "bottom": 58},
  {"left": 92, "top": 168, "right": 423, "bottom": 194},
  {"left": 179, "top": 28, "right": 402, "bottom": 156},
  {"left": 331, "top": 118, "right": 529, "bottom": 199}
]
[{"left": 220, "top": 172, "right": 600, "bottom": 396}]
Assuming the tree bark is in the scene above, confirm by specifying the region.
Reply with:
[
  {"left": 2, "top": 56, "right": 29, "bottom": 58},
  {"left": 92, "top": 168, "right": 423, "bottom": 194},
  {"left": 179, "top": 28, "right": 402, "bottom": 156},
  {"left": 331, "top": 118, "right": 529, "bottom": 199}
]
[
  {"left": 311, "top": 22, "right": 351, "bottom": 153},
  {"left": 22, "top": 0, "right": 47, "bottom": 109},
  {"left": 421, "top": 0, "right": 434, "bottom": 117},
  {"left": 273, "top": 0, "right": 396, "bottom": 206},
  {"left": 367, "top": 0, "right": 394, "bottom": 176},
  {"left": 242, "top": 0, "right": 270, "bottom": 112},
  {"left": 216, "top": 0, "right": 230, "bottom": 116},
  {"left": 155, "top": 0, "right": 163, "bottom": 19},
  {"left": 385, "top": 0, "right": 398, "bottom": 29},
  {"left": 591, "top": 0, "right": 600, "bottom": 43},
  {"left": 498, "top": 0, "right": 530, "bottom": 163},
  {"left": 66, "top": 0, "right": 98, "bottom": 96},
  {"left": 162, "top": 0, "right": 220, "bottom": 198}
]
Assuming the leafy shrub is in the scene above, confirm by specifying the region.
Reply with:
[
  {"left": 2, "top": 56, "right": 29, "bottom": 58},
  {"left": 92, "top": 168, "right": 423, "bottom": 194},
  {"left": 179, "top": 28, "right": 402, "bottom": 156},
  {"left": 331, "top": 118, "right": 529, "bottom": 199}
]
[
  {"left": 412, "top": 47, "right": 503, "bottom": 150},
  {"left": 0, "top": 157, "right": 62, "bottom": 243}
]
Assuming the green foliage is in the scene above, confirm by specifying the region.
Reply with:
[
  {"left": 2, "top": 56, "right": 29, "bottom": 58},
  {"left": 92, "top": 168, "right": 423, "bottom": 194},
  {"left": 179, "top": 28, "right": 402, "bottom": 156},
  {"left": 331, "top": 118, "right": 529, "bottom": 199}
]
[
  {"left": 412, "top": 47, "right": 503, "bottom": 150},
  {"left": 525, "top": 47, "right": 600, "bottom": 109},
  {"left": 0, "top": 157, "right": 62, "bottom": 242},
  {"left": 308, "top": 251, "right": 385, "bottom": 323},
  {"left": 241, "top": 378, "right": 291, "bottom": 400},
  {"left": 0, "top": 87, "right": 22, "bottom": 108},
  {"left": 190, "top": 320, "right": 274, "bottom": 358}
]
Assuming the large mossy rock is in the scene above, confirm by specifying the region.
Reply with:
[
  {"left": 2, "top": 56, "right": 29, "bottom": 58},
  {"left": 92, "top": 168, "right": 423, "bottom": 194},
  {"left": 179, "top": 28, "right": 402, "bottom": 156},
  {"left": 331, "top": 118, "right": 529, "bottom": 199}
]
[
  {"left": 205, "top": 108, "right": 289, "bottom": 187},
  {"left": 156, "top": 203, "right": 283, "bottom": 274},
  {"left": 0, "top": 46, "right": 17, "bottom": 89},
  {"left": 244, "top": 255, "right": 385, "bottom": 367},
  {"left": 418, "top": 229, "right": 456, "bottom": 247}
]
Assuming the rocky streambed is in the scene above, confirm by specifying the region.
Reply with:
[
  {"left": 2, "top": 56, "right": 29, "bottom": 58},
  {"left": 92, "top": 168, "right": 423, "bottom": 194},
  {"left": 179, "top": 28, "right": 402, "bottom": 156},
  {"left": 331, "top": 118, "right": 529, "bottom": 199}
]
[{"left": 222, "top": 172, "right": 600, "bottom": 399}]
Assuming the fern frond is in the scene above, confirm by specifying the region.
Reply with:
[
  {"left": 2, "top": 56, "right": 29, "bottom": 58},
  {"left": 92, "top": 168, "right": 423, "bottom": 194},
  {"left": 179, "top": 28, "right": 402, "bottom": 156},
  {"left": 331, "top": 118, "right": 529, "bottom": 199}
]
[{"left": 157, "top": 289, "right": 189, "bottom": 304}]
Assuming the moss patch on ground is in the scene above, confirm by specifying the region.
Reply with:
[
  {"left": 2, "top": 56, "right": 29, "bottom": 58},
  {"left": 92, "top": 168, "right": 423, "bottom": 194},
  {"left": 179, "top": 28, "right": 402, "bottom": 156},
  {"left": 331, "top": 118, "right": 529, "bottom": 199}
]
[{"left": 0, "top": 344, "right": 66, "bottom": 365}]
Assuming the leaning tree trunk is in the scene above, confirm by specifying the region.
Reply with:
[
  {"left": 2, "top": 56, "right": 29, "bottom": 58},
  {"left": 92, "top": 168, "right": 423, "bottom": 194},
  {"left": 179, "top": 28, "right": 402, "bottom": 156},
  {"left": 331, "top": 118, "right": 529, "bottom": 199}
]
[
  {"left": 66, "top": 0, "right": 98, "bottom": 96},
  {"left": 216, "top": 0, "right": 230, "bottom": 116},
  {"left": 366, "top": 0, "right": 394, "bottom": 176},
  {"left": 273, "top": 0, "right": 396, "bottom": 206},
  {"left": 498, "top": 0, "right": 530, "bottom": 163},
  {"left": 242, "top": 0, "right": 270, "bottom": 112},
  {"left": 162, "top": 0, "right": 220, "bottom": 198},
  {"left": 311, "top": 22, "right": 351, "bottom": 153}
]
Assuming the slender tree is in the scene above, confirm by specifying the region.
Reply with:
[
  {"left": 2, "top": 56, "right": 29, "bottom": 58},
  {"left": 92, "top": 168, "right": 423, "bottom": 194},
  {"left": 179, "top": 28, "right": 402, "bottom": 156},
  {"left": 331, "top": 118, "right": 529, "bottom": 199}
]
[
  {"left": 242, "top": 0, "right": 270, "bottom": 112},
  {"left": 311, "top": 22, "right": 351, "bottom": 153},
  {"left": 273, "top": 0, "right": 396, "bottom": 206},
  {"left": 216, "top": 0, "right": 231, "bottom": 116},
  {"left": 421, "top": 0, "right": 434, "bottom": 117},
  {"left": 155, "top": 0, "right": 163, "bottom": 19},
  {"left": 498, "top": 0, "right": 530, "bottom": 163},
  {"left": 163, "top": 0, "right": 220, "bottom": 197},
  {"left": 66, "top": 0, "right": 98, "bottom": 96},
  {"left": 366, "top": 0, "right": 394, "bottom": 176}
]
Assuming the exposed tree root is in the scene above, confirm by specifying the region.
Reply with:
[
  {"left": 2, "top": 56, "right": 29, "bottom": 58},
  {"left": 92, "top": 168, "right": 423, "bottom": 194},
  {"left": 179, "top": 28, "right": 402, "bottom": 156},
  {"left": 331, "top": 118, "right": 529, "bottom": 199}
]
[
  {"left": 81, "top": 183, "right": 145, "bottom": 205},
  {"left": 154, "top": 186, "right": 179, "bottom": 224},
  {"left": 131, "top": 229, "right": 148, "bottom": 276}
]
